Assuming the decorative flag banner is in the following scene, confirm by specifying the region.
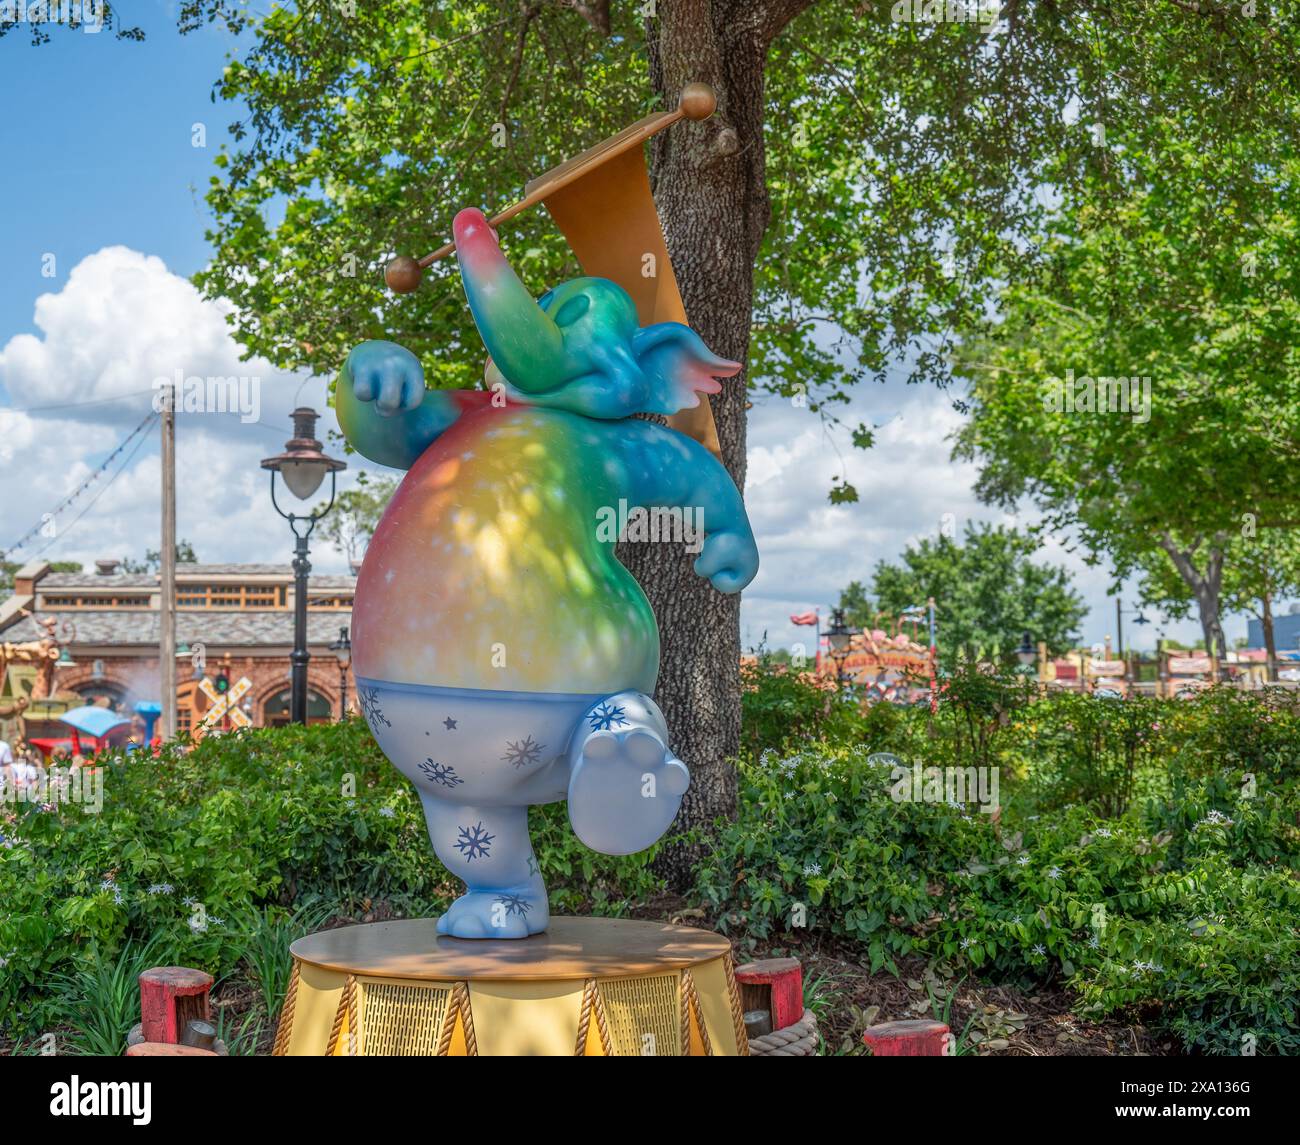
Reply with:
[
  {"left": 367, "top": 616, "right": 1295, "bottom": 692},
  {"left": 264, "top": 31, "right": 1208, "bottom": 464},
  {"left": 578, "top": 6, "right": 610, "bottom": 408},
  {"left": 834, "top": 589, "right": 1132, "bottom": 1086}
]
[
  {"left": 790, "top": 611, "right": 819, "bottom": 625},
  {"left": 393, "top": 87, "right": 724, "bottom": 460}
]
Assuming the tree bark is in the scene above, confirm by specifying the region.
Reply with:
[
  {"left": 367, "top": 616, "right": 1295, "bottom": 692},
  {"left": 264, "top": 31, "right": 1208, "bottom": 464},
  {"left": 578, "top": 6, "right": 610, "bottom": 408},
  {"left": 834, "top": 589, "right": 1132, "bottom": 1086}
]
[
  {"left": 1261, "top": 589, "right": 1277, "bottom": 683},
  {"left": 617, "top": 0, "right": 812, "bottom": 889},
  {"left": 1158, "top": 531, "right": 1229, "bottom": 676}
]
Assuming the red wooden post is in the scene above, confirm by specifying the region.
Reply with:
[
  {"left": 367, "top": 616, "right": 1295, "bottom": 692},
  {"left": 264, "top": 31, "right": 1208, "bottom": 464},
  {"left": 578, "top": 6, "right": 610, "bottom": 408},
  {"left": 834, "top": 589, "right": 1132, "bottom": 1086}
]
[
  {"left": 734, "top": 957, "right": 803, "bottom": 1032},
  {"left": 125, "top": 1042, "right": 218, "bottom": 1057},
  {"left": 139, "top": 967, "right": 213, "bottom": 1045},
  {"left": 863, "top": 1019, "right": 950, "bottom": 1057}
]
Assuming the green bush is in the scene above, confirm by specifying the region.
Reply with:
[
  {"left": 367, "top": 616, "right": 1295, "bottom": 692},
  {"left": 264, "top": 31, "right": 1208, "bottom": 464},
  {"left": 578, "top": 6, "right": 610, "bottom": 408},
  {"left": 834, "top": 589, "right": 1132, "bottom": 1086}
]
[
  {"left": 697, "top": 674, "right": 1300, "bottom": 1055},
  {"left": 5, "top": 666, "right": 1297, "bottom": 1056},
  {"left": 739, "top": 650, "right": 867, "bottom": 756},
  {"left": 0, "top": 717, "right": 659, "bottom": 1039}
]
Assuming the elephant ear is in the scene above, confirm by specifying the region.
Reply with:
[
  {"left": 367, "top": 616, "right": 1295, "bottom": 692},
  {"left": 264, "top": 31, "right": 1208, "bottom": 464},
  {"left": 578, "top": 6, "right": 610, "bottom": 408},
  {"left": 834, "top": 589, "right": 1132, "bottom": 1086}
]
[{"left": 630, "top": 323, "right": 741, "bottom": 415}]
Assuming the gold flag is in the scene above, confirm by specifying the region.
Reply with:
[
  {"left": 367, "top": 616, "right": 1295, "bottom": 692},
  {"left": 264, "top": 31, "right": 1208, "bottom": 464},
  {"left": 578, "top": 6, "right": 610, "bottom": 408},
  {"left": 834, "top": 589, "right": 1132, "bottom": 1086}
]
[{"left": 399, "top": 85, "right": 724, "bottom": 459}]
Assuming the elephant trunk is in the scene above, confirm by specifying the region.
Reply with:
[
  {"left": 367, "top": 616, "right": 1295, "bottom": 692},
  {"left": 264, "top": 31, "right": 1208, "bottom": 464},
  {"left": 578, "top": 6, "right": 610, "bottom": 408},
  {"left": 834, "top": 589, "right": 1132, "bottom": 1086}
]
[{"left": 453, "top": 208, "right": 566, "bottom": 393}]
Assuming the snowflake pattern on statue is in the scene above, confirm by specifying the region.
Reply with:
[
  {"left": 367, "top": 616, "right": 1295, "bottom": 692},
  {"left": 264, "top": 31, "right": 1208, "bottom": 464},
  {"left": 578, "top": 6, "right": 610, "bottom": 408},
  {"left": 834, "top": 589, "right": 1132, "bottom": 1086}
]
[
  {"left": 359, "top": 687, "right": 391, "bottom": 730},
  {"left": 501, "top": 734, "right": 545, "bottom": 769},
  {"left": 586, "top": 701, "right": 628, "bottom": 732},
  {"left": 495, "top": 893, "right": 532, "bottom": 917},
  {"left": 455, "top": 821, "right": 495, "bottom": 861},
  {"left": 419, "top": 759, "right": 463, "bottom": 788}
]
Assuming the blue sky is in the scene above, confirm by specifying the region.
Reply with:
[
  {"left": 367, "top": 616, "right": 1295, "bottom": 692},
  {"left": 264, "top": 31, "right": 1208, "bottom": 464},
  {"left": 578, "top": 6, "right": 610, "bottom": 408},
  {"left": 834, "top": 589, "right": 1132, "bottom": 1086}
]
[
  {"left": 0, "top": 5, "right": 1253, "bottom": 655},
  {"left": 0, "top": 4, "right": 240, "bottom": 332}
]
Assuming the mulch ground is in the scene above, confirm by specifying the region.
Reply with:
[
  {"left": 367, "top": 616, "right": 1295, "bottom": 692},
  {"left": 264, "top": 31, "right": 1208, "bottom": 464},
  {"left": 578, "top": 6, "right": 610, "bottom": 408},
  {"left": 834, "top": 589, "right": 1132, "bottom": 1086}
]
[{"left": 626, "top": 895, "right": 1176, "bottom": 1057}]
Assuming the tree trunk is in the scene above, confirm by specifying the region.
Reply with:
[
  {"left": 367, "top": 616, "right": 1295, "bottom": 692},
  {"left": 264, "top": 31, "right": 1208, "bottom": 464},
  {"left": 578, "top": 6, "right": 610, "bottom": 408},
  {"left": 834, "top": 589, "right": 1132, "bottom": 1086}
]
[
  {"left": 1158, "top": 532, "right": 1228, "bottom": 679},
  {"left": 617, "top": 0, "right": 811, "bottom": 889},
  {"left": 1262, "top": 589, "right": 1277, "bottom": 683}
]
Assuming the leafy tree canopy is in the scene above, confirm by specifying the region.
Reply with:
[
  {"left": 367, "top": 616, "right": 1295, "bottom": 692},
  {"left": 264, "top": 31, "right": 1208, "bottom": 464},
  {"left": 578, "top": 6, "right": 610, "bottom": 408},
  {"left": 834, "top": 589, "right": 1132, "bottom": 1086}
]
[
  {"left": 169, "top": 2, "right": 1300, "bottom": 439},
  {"left": 842, "top": 522, "right": 1086, "bottom": 666}
]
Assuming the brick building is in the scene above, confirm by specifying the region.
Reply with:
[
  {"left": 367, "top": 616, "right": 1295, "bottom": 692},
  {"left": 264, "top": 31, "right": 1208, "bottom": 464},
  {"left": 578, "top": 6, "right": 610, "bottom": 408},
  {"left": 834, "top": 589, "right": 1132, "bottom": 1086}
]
[{"left": 0, "top": 559, "right": 356, "bottom": 735}]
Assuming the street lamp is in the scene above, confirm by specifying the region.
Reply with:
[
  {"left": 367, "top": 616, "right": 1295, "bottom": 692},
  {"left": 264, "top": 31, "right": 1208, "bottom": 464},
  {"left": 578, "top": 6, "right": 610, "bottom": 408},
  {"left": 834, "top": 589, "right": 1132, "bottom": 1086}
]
[
  {"left": 262, "top": 408, "right": 346, "bottom": 724},
  {"left": 826, "top": 607, "right": 853, "bottom": 688},
  {"left": 1114, "top": 599, "right": 1150, "bottom": 657},
  {"left": 1015, "top": 630, "right": 1037, "bottom": 671},
  {"left": 329, "top": 626, "right": 352, "bottom": 721}
]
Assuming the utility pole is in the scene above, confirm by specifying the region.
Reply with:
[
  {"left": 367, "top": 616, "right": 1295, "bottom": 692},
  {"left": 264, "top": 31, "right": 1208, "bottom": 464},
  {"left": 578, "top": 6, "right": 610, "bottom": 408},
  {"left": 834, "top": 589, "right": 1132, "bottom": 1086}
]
[
  {"left": 1115, "top": 597, "right": 1124, "bottom": 659},
  {"left": 160, "top": 384, "right": 177, "bottom": 741}
]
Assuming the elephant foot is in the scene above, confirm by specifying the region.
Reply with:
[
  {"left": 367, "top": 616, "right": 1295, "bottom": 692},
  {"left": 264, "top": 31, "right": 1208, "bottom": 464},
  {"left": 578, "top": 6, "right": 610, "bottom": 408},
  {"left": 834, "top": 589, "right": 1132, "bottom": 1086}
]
[
  {"left": 568, "top": 694, "right": 689, "bottom": 856},
  {"left": 436, "top": 879, "right": 549, "bottom": 939}
]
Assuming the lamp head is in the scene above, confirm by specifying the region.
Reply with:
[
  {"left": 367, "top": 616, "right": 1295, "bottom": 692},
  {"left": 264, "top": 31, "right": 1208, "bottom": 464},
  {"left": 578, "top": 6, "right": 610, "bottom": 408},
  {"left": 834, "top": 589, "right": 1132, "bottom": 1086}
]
[{"left": 261, "top": 408, "right": 347, "bottom": 501}]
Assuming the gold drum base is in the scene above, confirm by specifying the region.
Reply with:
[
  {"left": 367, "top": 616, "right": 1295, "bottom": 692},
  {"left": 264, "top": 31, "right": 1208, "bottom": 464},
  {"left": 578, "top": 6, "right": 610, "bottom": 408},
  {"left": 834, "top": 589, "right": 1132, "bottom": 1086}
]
[{"left": 273, "top": 917, "right": 749, "bottom": 1056}]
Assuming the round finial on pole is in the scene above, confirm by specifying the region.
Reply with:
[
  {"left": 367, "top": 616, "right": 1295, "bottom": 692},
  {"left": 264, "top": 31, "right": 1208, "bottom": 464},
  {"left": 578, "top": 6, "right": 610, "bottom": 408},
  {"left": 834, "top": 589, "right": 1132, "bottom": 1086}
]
[
  {"left": 679, "top": 82, "right": 716, "bottom": 121},
  {"left": 385, "top": 255, "right": 423, "bottom": 294}
]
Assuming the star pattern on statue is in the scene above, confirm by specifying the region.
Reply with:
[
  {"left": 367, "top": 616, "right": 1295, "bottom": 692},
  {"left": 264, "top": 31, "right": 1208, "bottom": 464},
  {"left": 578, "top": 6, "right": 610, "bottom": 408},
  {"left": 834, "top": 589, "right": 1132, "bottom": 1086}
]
[
  {"left": 443, "top": 716, "right": 458, "bottom": 730},
  {"left": 455, "top": 821, "right": 495, "bottom": 861},
  {"left": 495, "top": 893, "right": 532, "bottom": 917},
  {"left": 419, "top": 759, "right": 463, "bottom": 789},
  {"left": 501, "top": 734, "right": 545, "bottom": 769},
  {"left": 359, "top": 687, "right": 391, "bottom": 730},
  {"left": 587, "top": 701, "right": 629, "bottom": 732}
]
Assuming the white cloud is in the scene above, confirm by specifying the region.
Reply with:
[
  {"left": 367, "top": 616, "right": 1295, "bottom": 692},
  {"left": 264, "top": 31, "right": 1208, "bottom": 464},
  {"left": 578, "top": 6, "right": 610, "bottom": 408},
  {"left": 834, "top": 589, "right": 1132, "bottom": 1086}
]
[
  {"left": 0, "top": 246, "right": 369, "bottom": 574},
  {"left": 0, "top": 245, "right": 1253, "bottom": 650},
  {"left": 738, "top": 384, "right": 1231, "bottom": 653}
]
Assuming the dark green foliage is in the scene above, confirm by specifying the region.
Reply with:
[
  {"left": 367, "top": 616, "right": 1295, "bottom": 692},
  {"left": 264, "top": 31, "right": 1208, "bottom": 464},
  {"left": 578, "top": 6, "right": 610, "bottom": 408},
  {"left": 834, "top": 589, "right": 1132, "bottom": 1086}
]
[
  {"left": 709, "top": 664, "right": 1300, "bottom": 1055},
  {"left": 0, "top": 718, "right": 658, "bottom": 1039}
]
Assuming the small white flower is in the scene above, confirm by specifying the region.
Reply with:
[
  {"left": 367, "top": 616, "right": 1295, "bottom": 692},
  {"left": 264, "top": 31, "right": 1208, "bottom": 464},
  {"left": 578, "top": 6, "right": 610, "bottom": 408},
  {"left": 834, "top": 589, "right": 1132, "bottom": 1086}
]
[
  {"left": 99, "top": 878, "right": 115, "bottom": 891},
  {"left": 379, "top": 807, "right": 396, "bottom": 818},
  {"left": 1088, "top": 934, "right": 1101, "bottom": 949},
  {"left": 803, "top": 861, "right": 821, "bottom": 876},
  {"left": 1032, "top": 943, "right": 1046, "bottom": 956},
  {"left": 1046, "top": 866, "right": 1063, "bottom": 880},
  {"left": 182, "top": 896, "right": 198, "bottom": 908},
  {"left": 959, "top": 937, "right": 973, "bottom": 950},
  {"left": 147, "top": 883, "right": 174, "bottom": 896},
  {"left": 112, "top": 889, "right": 124, "bottom": 906},
  {"left": 210, "top": 916, "right": 226, "bottom": 927},
  {"left": 784, "top": 791, "right": 795, "bottom": 800},
  {"left": 1095, "top": 828, "right": 1113, "bottom": 839},
  {"left": 1016, "top": 854, "right": 1030, "bottom": 866},
  {"left": 188, "top": 917, "right": 207, "bottom": 934},
  {"left": 1010, "top": 915, "right": 1023, "bottom": 925}
]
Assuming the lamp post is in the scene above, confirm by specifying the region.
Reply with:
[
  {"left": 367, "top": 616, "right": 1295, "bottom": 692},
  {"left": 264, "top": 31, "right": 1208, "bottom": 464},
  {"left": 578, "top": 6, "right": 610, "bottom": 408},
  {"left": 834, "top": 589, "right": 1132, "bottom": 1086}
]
[
  {"left": 1116, "top": 600, "right": 1150, "bottom": 686},
  {"left": 1015, "top": 630, "right": 1036, "bottom": 670},
  {"left": 1114, "top": 599, "right": 1150, "bottom": 657},
  {"left": 262, "top": 408, "right": 346, "bottom": 724},
  {"left": 826, "top": 607, "right": 853, "bottom": 689},
  {"left": 329, "top": 626, "right": 352, "bottom": 721}
]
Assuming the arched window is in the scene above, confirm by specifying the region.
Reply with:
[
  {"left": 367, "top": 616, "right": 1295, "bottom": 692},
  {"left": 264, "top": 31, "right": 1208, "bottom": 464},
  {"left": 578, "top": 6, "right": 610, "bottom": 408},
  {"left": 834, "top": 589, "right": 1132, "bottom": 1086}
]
[
  {"left": 262, "top": 688, "right": 332, "bottom": 726},
  {"left": 73, "top": 679, "right": 129, "bottom": 711}
]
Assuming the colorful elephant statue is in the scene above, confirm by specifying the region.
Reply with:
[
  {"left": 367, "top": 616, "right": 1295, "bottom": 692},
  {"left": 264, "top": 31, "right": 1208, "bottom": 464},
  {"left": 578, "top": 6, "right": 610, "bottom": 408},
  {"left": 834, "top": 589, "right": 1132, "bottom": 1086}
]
[{"left": 339, "top": 208, "right": 759, "bottom": 938}]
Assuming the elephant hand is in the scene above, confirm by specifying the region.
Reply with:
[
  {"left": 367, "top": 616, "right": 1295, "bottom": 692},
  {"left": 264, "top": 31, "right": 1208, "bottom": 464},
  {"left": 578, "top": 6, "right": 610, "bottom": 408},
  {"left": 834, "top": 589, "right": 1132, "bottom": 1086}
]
[
  {"left": 345, "top": 340, "right": 426, "bottom": 415},
  {"left": 694, "top": 530, "right": 759, "bottom": 594}
]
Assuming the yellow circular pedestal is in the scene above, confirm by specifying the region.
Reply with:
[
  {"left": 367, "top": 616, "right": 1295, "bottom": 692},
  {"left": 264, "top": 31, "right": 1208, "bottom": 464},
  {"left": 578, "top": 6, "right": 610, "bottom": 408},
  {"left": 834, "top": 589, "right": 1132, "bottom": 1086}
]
[{"left": 273, "top": 917, "right": 749, "bottom": 1057}]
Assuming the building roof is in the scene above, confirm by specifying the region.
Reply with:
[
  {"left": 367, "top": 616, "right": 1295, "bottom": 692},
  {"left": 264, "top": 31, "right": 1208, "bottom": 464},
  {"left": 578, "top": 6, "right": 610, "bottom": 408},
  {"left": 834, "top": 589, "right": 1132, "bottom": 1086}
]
[
  {"left": 38, "top": 563, "right": 357, "bottom": 590},
  {"left": 2, "top": 610, "right": 351, "bottom": 649}
]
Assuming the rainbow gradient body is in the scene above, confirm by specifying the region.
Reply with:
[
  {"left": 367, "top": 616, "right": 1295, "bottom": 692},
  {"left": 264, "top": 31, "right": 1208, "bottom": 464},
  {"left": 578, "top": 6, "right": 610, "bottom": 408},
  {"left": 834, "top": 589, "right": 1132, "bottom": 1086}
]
[{"left": 353, "top": 398, "right": 658, "bottom": 694}]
